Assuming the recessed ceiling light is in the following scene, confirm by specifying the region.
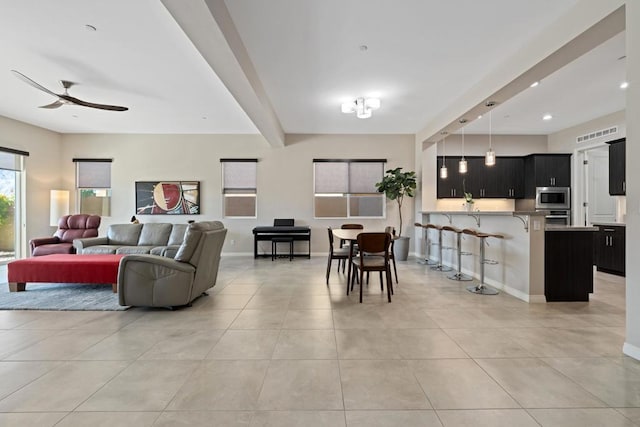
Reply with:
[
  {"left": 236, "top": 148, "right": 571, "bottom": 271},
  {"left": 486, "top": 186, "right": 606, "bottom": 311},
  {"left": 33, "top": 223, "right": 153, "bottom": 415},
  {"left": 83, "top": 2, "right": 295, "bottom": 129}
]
[
  {"left": 85, "top": 24, "right": 97, "bottom": 31},
  {"left": 530, "top": 81, "right": 539, "bottom": 88},
  {"left": 543, "top": 114, "right": 553, "bottom": 121},
  {"left": 477, "top": 115, "right": 482, "bottom": 119},
  {"left": 620, "top": 81, "right": 629, "bottom": 89}
]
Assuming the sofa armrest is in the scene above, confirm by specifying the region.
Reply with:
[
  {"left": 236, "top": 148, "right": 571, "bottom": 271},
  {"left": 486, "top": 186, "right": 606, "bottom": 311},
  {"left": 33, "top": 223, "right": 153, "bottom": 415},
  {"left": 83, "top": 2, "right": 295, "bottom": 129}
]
[
  {"left": 118, "top": 255, "right": 196, "bottom": 307},
  {"left": 119, "top": 254, "right": 195, "bottom": 274},
  {"left": 73, "top": 236, "right": 108, "bottom": 253},
  {"left": 30, "top": 236, "right": 60, "bottom": 248},
  {"left": 29, "top": 236, "right": 60, "bottom": 254}
]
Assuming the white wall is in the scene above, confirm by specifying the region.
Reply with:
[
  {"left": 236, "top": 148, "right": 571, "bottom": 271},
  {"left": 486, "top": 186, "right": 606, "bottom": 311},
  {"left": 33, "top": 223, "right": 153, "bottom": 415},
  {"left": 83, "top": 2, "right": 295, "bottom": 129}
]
[
  {"left": 547, "top": 110, "right": 625, "bottom": 152},
  {"left": 624, "top": 0, "right": 640, "bottom": 361},
  {"left": 0, "top": 116, "right": 63, "bottom": 250},
  {"left": 60, "top": 133, "right": 415, "bottom": 255},
  {"left": 548, "top": 110, "right": 626, "bottom": 225}
]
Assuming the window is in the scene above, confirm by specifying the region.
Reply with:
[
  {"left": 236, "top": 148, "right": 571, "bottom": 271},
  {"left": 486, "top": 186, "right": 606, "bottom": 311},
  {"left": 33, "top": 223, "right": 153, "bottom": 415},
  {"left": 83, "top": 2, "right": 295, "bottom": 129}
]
[
  {"left": 314, "top": 159, "right": 386, "bottom": 218},
  {"left": 74, "top": 159, "right": 112, "bottom": 216},
  {"left": 221, "top": 159, "right": 257, "bottom": 218},
  {"left": 0, "top": 146, "right": 27, "bottom": 262}
]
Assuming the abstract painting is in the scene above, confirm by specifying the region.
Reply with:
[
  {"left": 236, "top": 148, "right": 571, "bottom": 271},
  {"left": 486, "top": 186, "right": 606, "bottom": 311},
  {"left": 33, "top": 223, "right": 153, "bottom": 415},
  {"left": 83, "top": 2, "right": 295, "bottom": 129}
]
[{"left": 135, "top": 181, "right": 200, "bottom": 215}]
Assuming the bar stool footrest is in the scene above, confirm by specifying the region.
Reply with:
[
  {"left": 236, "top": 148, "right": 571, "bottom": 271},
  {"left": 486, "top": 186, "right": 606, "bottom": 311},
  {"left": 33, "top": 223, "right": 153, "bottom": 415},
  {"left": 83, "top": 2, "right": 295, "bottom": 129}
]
[
  {"left": 481, "top": 259, "right": 499, "bottom": 265},
  {"left": 431, "top": 264, "right": 453, "bottom": 272},
  {"left": 466, "top": 284, "right": 499, "bottom": 295},
  {"left": 447, "top": 272, "right": 474, "bottom": 281}
]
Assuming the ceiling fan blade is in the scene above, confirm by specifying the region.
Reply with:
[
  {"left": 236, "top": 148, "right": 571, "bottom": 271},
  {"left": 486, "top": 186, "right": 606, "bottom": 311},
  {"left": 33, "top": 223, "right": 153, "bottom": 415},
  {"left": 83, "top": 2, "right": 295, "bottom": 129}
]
[
  {"left": 11, "top": 70, "right": 59, "bottom": 98},
  {"left": 60, "top": 94, "right": 128, "bottom": 112},
  {"left": 39, "top": 100, "right": 65, "bottom": 109}
]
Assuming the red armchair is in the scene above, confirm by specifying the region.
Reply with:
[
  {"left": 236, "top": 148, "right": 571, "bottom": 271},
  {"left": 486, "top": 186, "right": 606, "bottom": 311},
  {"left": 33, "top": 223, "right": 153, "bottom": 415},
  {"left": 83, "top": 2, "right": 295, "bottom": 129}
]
[{"left": 30, "top": 214, "right": 101, "bottom": 256}]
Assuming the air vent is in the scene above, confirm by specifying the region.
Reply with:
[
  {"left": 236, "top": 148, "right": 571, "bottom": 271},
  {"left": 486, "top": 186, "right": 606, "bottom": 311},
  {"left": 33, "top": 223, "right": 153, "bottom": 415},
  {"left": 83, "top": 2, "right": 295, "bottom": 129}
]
[{"left": 576, "top": 126, "right": 618, "bottom": 143}]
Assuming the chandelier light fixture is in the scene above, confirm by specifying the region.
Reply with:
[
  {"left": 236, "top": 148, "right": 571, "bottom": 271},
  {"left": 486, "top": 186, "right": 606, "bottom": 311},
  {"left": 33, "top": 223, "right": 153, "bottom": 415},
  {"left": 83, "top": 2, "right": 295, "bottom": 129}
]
[
  {"left": 341, "top": 97, "right": 381, "bottom": 119},
  {"left": 440, "top": 132, "right": 448, "bottom": 179},
  {"left": 485, "top": 101, "right": 496, "bottom": 166},
  {"left": 458, "top": 118, "right": 468, "bottom": 174}
]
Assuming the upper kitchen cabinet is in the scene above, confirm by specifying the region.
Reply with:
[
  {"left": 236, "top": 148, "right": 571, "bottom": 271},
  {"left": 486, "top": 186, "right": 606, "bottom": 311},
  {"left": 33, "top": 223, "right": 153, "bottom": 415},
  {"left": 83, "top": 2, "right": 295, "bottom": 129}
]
[
  {"left": 524, "top": 154, "right": 572, "bottom": 198},
  {"left": 436, "top": 156, "right": 523, "bottom": 199},
  {"left": 607, "top": 138, "right": 625, "bottom": 195},
  {"left": 436, "top": 156, "right": 464, "bottom": 198}
]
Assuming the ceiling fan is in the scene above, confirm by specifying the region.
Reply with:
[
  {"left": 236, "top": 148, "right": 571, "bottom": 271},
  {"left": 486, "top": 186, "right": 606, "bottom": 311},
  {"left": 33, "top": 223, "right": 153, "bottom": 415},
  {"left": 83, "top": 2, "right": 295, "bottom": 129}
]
[{"left": 11, "top": 70, "right": 128, "bottom": 112}]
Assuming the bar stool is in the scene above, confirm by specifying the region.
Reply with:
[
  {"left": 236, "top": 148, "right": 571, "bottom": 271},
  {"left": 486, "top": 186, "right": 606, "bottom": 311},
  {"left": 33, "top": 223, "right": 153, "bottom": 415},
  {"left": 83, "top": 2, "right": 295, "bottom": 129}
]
[
  {"left": 430, "top": 224, "right": 453, "bottom": 272},
  {"left": 414, "top": 222, "right": 437, "bottom": 266},
  {"left": 463, "top": 229, "right": 503, "bottom": 295},
  {"left": 445, "top": 226, "right": 473, "bottom": 281}
]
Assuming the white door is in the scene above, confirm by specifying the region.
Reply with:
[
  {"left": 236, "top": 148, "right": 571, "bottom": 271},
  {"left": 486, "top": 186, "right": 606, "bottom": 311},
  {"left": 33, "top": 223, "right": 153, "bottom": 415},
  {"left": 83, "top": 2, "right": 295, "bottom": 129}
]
[{"left": 585, "top": 147, "right": 616, "bottom": 225}]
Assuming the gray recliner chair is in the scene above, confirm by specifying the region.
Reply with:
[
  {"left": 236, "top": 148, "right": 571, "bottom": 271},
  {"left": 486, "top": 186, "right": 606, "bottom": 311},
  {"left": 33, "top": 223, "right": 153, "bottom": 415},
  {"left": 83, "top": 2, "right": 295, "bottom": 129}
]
[{"left": 117, "top": 221, "right": 227, "bottom": 308}]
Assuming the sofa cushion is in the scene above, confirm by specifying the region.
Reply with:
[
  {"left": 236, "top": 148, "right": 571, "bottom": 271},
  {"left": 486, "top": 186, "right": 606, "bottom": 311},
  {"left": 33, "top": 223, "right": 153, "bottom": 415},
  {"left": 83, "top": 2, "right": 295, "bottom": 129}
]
[
  {"left": 167, "top": 224, "right": 188, "bottom": 245},
  {"left": 107, "top": 224, "right": 143, "bottom": 246},
  {"left": 138, "top": 223, "right": 172, "bottom": 246},
  {"left": 175, "top": 221, "right": 224, "bottom": 262}
]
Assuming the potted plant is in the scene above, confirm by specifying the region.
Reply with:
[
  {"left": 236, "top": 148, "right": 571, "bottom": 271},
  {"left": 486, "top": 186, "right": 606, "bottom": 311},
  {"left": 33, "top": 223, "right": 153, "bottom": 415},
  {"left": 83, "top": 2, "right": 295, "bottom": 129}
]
[
  {"left": 375, "top": 167, "right": 417, "bottom": 261},
  {"left": 464, "top": 192, "right": 474, "bottom": 211}
]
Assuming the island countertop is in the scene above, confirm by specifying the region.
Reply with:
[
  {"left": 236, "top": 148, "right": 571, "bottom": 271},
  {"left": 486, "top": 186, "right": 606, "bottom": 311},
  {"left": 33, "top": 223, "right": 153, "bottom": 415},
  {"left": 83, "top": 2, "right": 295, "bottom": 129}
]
[
  {"left": 545, "top": 225, "right": 598, "bottom": 231},
  {"left": 421, "top": 210, "right": 547, "bottom": 216}
]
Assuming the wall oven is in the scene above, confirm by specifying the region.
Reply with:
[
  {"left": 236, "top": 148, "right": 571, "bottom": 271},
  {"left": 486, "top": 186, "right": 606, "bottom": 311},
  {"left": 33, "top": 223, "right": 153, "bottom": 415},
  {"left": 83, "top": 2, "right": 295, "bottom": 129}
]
[{"left": 535, "top": 187, "right": 570, "bottom": 210}]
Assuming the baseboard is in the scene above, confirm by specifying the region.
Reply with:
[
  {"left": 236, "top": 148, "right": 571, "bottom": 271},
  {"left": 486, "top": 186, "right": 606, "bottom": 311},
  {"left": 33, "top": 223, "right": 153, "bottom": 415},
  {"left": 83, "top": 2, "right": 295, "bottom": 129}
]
[{"left": 623, "top": 342, "right": 640, "bottom": 361}]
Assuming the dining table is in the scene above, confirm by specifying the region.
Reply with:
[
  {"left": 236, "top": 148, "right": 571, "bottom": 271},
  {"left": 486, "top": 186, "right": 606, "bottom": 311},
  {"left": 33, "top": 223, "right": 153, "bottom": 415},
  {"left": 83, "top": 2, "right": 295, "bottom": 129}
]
[{"left": 332, "top": 228, "right": 395, "bottom": 293}]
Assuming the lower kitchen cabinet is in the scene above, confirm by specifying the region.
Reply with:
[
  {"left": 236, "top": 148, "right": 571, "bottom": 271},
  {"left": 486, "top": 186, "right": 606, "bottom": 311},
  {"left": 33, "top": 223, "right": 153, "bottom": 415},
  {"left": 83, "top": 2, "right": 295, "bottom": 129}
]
[
  {"left": 594, "top": 224, "right": 625, "bottom": 276},
  {"left": 545, "top": 229, "right": 594, "bottom": 302}
]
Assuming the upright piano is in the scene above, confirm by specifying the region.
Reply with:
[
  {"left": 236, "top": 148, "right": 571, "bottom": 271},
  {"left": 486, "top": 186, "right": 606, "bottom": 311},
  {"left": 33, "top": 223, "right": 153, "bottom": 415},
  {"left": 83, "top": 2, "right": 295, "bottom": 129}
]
[{"left": 252, "top": 223, "right": 311, "bottom": 258}]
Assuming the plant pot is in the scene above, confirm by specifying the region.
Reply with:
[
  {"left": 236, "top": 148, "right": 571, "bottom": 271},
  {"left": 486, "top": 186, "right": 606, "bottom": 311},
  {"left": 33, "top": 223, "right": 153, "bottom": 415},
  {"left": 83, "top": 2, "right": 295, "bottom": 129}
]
[
  {"left": 465, "top": 202, "right": 474, "bottom": 212},
  {"left": 393, "top": 236, "right": 410, "bottom": 261}
]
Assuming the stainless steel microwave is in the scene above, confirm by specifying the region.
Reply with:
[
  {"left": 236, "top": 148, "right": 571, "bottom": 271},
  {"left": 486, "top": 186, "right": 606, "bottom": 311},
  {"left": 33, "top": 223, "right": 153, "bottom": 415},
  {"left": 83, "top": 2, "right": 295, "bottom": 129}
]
[{"left": 535, "top": 187, "right": 570, "bottom": 210}]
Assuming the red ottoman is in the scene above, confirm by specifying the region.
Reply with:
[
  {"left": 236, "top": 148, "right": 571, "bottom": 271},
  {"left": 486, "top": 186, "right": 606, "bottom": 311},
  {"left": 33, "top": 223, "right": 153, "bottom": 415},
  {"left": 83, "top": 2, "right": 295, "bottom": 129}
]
[{"left": 7, "top": 254, "right": 125, "bottom": 293}]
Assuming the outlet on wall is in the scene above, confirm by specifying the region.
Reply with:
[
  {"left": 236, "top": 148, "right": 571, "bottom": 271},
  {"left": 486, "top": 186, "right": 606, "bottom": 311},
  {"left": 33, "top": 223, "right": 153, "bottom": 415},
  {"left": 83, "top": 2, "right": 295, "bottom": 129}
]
[{"left": 230, "top": 239, "right": 235, "bottom": 245}]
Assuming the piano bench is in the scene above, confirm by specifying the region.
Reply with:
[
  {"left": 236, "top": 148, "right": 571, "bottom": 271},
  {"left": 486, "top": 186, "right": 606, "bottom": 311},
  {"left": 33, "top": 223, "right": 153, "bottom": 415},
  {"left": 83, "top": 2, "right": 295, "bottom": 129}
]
[{"left": 272, "top": 237, "right": 294, "bottom": 261}]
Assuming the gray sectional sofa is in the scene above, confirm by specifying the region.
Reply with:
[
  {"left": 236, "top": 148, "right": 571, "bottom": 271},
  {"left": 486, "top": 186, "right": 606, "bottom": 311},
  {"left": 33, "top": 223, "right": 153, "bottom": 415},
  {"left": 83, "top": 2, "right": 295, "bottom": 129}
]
[{"left": 73, "top": 223, "right": 188, "bottom": 256}]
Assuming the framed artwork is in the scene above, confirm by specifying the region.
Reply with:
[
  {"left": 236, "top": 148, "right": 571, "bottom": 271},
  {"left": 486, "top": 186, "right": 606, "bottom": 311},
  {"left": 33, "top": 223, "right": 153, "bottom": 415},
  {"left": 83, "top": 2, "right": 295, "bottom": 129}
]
[{"left": 135, "top": 181, "right": 200, "bottom": 215}]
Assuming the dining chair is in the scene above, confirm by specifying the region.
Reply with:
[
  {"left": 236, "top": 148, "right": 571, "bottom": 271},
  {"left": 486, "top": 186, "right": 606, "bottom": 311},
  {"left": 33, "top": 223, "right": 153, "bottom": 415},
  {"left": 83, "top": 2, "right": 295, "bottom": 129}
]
[
  {"left": 340, "top": 223, "right": 363, "bottom": 272},
  {"left": 350, "top": 232, "right": 393, "bottom": 303},
  {"left": 384, "top": 226, "right": 399, "bottom": 284},
  {"left": 326, "top": 228, "right": 350, "bottom": 285}
]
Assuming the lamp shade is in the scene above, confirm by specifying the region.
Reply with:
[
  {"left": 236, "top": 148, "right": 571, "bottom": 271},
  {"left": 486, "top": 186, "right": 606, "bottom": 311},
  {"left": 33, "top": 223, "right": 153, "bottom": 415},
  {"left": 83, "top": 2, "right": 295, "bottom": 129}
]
[
  {"left": 485, "top": 149, "right": 496, "bottom": 166},
  {"left": 459, "top": 158, "right": 468, "bottom": 174},
  {"left": 50, "top": 190, "right": 69, "bottom": 226}
]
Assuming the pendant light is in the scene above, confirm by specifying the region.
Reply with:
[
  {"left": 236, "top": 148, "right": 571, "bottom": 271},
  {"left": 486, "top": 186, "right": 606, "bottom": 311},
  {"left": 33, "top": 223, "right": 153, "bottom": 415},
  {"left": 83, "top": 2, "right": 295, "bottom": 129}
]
[
  {"left": 458, "top": 118, "right": 468, "bottom": 174},
  {"left": 485, "top": 101, "right": 496, "bottom": 166},
  {"left": 440, "top": 132, "right": 448, "bottom": 179}
]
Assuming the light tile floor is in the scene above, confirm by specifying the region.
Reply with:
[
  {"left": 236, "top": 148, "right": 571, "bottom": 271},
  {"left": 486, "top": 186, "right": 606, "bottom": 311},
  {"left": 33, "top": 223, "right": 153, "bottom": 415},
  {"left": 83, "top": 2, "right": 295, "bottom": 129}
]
[{"left": 0, "top": 256, "right": 637, "bottom": 426}]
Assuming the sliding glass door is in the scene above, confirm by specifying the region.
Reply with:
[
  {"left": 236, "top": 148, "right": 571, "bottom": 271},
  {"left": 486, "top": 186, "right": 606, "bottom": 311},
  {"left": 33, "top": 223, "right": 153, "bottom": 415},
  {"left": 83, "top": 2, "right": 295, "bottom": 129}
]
[{"left": 0, "top": 150, "right": 25, "bottom": 263}]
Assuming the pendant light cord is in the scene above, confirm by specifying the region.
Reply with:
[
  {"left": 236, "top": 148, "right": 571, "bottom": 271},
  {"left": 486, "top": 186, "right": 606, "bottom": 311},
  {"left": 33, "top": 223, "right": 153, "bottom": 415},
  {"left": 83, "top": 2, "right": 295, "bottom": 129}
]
[{"left": 489, "top": 110, "right": 492, "bottom": 151}]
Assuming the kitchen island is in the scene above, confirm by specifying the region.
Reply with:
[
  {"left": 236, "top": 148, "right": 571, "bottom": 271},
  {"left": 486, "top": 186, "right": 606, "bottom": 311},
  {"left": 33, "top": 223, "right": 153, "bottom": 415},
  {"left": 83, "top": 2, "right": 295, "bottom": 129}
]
[
  {"left": 422, "top": 211, "right": 547, "bottom": 302},
  {"left": 421, "top": 211, "right": 596, "bottom": 303}
]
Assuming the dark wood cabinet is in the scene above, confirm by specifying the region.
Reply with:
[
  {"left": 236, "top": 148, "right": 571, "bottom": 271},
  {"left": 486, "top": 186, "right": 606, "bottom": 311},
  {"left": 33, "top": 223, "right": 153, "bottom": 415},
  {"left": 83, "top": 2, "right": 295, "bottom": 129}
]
[
  {"left": 545, "top": 230, "right": 595, "bottom": 301},
  {"left": 607, "top": 138, "right": 625, "bottom": 195},
  {"left": 594, "top": 224, "right": 625, "bottom": 276},
  {"left": 436, "top": 157, "right": 464, "bottom": 198},
  {"left": 495, "top": 157, "right": 524, "bottom": 198},
  {"left": 524, "top": 154, "right": 572, "bottom": 198},
  {"left": 436, "top": 156, "right": 523, "bottom": 199}
]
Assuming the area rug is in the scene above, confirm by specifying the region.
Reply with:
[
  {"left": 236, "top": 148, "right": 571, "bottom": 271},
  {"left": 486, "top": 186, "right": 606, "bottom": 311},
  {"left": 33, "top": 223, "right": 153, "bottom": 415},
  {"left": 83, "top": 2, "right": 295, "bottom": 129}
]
[{"left": 0, "top": 283, "right": 129, "bottom": 311}]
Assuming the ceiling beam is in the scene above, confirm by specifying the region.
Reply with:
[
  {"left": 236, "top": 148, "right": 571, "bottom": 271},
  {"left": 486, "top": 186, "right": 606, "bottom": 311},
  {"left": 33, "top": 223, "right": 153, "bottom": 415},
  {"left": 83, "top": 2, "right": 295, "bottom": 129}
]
[
  {"left": 417, "top": 0, "right": 626, "bottom": 146},
  {"left": 161, "top": 0, "right": 285, "bottom": 147}
]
